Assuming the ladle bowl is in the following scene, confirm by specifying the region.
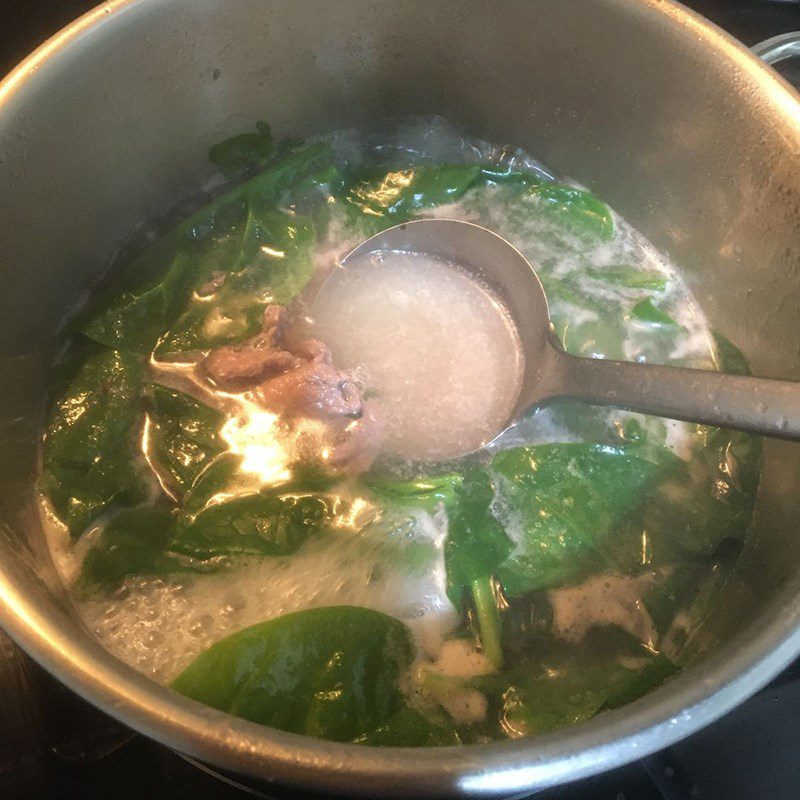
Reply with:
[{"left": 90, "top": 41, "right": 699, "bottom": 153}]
[{"left": 337, "top": 218, "right": 800, "bottom": 451}]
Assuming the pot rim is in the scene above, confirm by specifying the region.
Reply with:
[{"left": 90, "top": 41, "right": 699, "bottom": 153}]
[{"left": 1, "top": 1, "right": 800, "bottom": 796}]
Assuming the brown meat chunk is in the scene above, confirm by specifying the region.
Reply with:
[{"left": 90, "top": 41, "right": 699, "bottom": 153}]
[
  {"left": 326, "top": 403, "right": 384, "bottom": 474},
  {"left": 256, "top": 363, "right": 363, "bottom": 419},
  {"left": 292, "top": 337, "right": 333, "bottom": 365},
  {"left": 203, "top": 306, "right": 297, "bottom": 388},
  {"left": 196, "top": 271, "right": 227, "bottom": 297},
  {"left": 201, "top": 304, "right": 383, "bottom": 473}
]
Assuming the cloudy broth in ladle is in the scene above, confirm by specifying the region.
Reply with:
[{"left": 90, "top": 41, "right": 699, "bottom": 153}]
[{"left": 313, "top": 249, "right": 524, "bottom": 461}]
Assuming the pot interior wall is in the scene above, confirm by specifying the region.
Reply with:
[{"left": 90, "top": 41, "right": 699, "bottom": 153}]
[{"left": 0, "top": 0, "right": 799, "bottom": 764}]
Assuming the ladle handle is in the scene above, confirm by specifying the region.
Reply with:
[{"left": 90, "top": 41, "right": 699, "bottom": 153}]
[{"left": 551, "top": 351, "right": 800, "bottom": 439}]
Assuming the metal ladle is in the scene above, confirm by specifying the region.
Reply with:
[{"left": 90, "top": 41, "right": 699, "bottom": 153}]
[{"left": 336, "top": 218, "right": 800, "bottom": 449}]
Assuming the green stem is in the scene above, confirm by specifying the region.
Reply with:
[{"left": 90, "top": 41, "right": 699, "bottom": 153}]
[{"left": 471, "top": 577, "right": 503, "bottom": 669}]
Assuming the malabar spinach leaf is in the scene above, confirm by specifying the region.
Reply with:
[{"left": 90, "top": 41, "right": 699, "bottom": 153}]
[
  {"left": 209, "top": 120, "right": 274, "bottom": 180},
  {"left": 630, "top": 297, "right": 680, "bottom": 327},
  {"left": 80, "top": 506, "right": 191, "bottom": 591},
  {"left": 171, "top": 606, "right": 414, "bottom": 742},
  {"left": 444, "top": 471, "right": 512, "bottom": 604},
  {"left": 444, "top": 471, "right": 512, "bottom": 667},
  {"left": 174, "top": 491, "right": 333, "bottom": 560},
  {"left": 497, "top": 653, "right": 676, "bottom": 737},
  {"left": 532, "top": 182, "right": 614, "bottom": 240},
  {"left": 343, "top": 164, "right": 481, "bottom": 230},
  {"left": 364, "top": 473, "right": 463, "bottom": 514},
  {"left": 41, "top": 348, "right": 148, "bottom": 537},
  {"left": 353, "top": 706, "right": 462, "bottom": 747},
  {"left": 489, "top": 174, "right": 614, "bottom": 239},
  {"left": 80, "top": 143, "right": 333, "bottom": 353},
  {"left": 586, "top": 265, "right": 667, "bottom": 292},
  {"left": 146, "top": 385, "right": 226, "bottom": 493},
  {"left": 492, "top": 444, "right": 674, "bottom": 596},
  {"left": 157, "top": 208, "right": 316, "bottom": 353}
]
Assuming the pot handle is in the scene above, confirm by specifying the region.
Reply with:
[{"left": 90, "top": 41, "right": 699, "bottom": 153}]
[{"left": 752, "top": 31, "right": 800, "bottom": 73}]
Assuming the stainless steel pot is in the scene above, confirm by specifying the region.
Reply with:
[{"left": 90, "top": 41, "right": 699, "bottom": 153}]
[{"left": 0, "top": 2, "right": 799, "bottom": 797}]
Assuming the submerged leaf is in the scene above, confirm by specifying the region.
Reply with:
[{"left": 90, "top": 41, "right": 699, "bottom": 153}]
[
  {"left": 629, "top": 297, "right": 680, "bottom": 327},
  {"left": 444, "top": 472, "right": 512, "bottom": 667},
  {"left": 492, "top": 444, "right": 675, "bottom": 596},
  {"left": 80, "top": 506, "right": 191, "bottom": 590},
  {"left": 172, "top": 606, "right": 414, "bottom": 742},
  {"left": 146, "top": 385, "right": 226, "bottom": 493},
  {"left": 586, "top": 265, "right": 667, "bottom": 292},
  {"left": 41, "top": 348, "right": 148, "bottom": 536},
  {"left": 344, "top": 164, "right": 481, "bottom": 229},
  {"left": 364, "top": 473, "right": 463, "bottom": 514},
  {"left": 157, "top": 209, "right": 316, "bottom": 353},
  {"left": 497, "top": 654, "right": 676, "bottom": 737},
  {"left": 532, "top": 183, "right": 614, "bottom": 240},
  {"left": 628, "top": 425, "right": 761, "bottom": 568},
  {"left": 353, "top": 706, "right": 462, "bottom": 747},
  {"left": 542, "top": 274, "right": 627, "bottom": 360},
  {"left": 444, "top": 471, "right": 513, "bottom": 604},
  {"left": 82, "top": 252, "right": 202, "bottom": 356},
  {"left": 712, "top": 332, "right": 752, "bottom": 377},
  {"left": 174, "top": 491, "right": 334, "bottom": 559},
  {"left": 80, "top": 143, "right": 334, "bottom": 354},
  {"left": 209, "top": 120, "right": 274, "bottom": 180}
]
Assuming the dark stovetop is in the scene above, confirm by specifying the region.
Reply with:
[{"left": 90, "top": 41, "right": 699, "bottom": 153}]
[{"left": 1, "top": 2, "right": 800, "bottom": 799}]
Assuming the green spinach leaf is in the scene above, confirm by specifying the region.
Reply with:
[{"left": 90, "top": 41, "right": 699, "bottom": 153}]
[
  {"left": 209, "top": 121, "right": 274, "bottom": 180},
  {"left": 41, "top": 348, "right": 148, "bottom": 537},
  {"left": 630, "top": 297, "right": 680, "bottom": 327},
  {"left": 712, "top": 331, "right": 752, "bottom": 377},
  {"left": 343, "top": 164, "right": 481, "bottom": 229},
  {"left": 444, "top": 471, "right": 512, "bottom": 667},
  {"left": 80, "top": 506, "right": 193, "bottom": 591},
  {"left": 157, "top": 208, "right": 316, "bottom": 353},
  {"left": 497, "top": 654, "right": 676, "bottom": 737},
  {"left": 364, "top": 473, "right": 463, "bottom": 514},
  {"left": 628, "top": 333, "right": 761, "bottom": 568},
  {"left": 146, "top": 386, "right": 226, "bottom": 493},
  {"left": 600, "top": 654, "right": 678, "bottom": 710},
  {"left": 586, "top": 265, "right": 667, "bottom": 292},
  {"left": 80, "top": 143, "right": 333, "bottom": 354},
  {"left": 182, "top": 452, "right": 254, "bottom": 515},
  {"left": 630, "top": 425, "right": 760, "bottom": 568},
  {"left": 353, "top": 706, "right": 461, "bottom": 746},
  {"left": 444, "top": 472, "right": 512, "bottom": 603},
  {"left": 174, "top": 491, "right": 333, "bottom": 559},
  {"left": 475, "top": 167, "right": 613, "bottom": 237},
  {"left": 533, "top": 183, "right": 614, "bottom": 240},
  {"left": 492, "top": 444, "right": 675, "bottom": 596},
  {"left": 541, "top": 274, "right": 628, "bottom": 360},
  {"left": 171, "top": 606, "right": 414, "bottom": 742}
]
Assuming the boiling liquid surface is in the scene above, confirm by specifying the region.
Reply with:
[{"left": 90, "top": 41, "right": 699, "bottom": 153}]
[{"left": 38, "top": 118, "right": 749, "bottom": 739}]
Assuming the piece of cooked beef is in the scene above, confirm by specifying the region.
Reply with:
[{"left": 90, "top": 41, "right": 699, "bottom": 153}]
[
  {"left": 203, "top": 305, "right": 298, "bottom": 388},
  {"left": 202, "top": 305, "right": 382, "bottom": 473}
]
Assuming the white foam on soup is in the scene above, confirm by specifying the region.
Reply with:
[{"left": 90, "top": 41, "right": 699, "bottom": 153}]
[
  {"left": 71, "top": 504, "right": 457, "bottom": 683},
  {"left": 312, "top": 250, "right": 524, "bottom": 461},
  {"left": 548, "top": 571, "right": 660, "bottom": 649}
]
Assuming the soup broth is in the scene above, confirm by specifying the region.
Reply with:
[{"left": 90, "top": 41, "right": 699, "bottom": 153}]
[
  {"left": 38, "top": 118, "right": 761, "bottom": 746},
  {"left": 312, "top": 249, "right": 524, "bottom": 461}
]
